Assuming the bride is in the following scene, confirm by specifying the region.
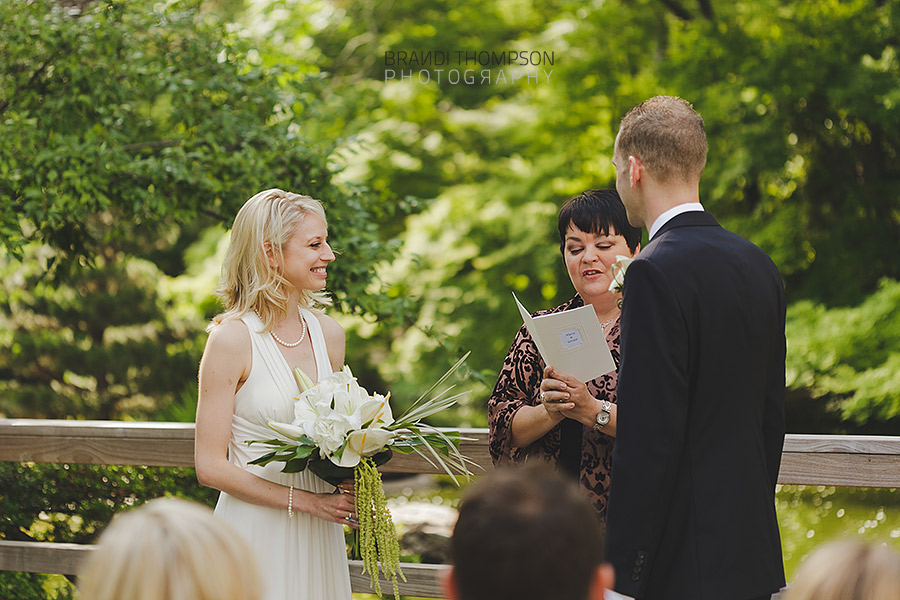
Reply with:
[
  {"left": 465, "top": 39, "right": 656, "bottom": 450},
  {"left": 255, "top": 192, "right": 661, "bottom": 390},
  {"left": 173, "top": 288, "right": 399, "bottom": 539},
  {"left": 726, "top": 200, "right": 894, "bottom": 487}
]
[{"left": 194, "top": 189, "right": 356, "bottom": 600}]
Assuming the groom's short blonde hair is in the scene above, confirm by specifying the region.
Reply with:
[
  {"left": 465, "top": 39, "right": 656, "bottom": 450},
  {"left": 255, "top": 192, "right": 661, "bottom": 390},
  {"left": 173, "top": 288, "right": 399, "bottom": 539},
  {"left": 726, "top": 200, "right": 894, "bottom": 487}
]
[{"left": 616, "top": 95, "right": 707, "bottom": 184}]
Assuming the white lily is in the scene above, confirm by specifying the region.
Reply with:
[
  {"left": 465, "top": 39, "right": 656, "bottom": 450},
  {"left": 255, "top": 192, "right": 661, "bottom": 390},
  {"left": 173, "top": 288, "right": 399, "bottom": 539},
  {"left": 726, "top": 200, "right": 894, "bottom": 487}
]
[
  {"left": 333, "top": 427, "right": 395, "bottom": 468},
  {"left": 360, "top": 392, "right": 393, "bottom": 427},
  {"left": 267, "top": 420, "right": 308, "bottom": 441},
  {"left": 608, "top": 254, "right": 635, "bottom": 293},
  {"left": 294, "top": 366, "right": 315, "bottom": 392}
]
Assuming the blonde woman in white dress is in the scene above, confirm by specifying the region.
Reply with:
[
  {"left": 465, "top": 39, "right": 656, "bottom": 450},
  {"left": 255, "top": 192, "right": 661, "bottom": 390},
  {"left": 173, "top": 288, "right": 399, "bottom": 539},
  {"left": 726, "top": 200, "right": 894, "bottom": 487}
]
[{"left": 195, "top": 189, "right": 357, "bottom": 600}]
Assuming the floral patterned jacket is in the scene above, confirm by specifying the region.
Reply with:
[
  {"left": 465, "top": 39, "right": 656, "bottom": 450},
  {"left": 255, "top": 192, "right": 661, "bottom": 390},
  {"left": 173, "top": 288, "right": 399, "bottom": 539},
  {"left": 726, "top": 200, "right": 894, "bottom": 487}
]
[{"left": 487, "top": 295, "right": 621, "bottom": 520}]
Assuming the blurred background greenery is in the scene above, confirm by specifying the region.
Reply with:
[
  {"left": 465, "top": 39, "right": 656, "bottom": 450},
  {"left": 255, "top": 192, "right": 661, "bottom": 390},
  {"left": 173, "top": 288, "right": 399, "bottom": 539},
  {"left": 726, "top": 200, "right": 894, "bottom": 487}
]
[{"left": 2, "top": 0, "right": 900, "bottom": 597}]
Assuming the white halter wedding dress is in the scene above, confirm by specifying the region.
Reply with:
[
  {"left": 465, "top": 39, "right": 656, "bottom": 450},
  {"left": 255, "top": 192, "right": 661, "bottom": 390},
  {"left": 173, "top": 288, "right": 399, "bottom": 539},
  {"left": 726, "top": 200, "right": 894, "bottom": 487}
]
[{"left": 214, "top": 308, "right": 352, "bottom": 600}]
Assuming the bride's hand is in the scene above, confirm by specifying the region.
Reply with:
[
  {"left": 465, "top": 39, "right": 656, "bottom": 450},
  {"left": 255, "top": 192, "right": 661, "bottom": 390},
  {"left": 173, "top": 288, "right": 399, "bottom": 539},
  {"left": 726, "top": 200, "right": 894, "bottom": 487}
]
[
  {"left": 335, "top": 479, "right": 355, "bottom": 496},
  {"left": 300, "top": 486, "right": 359, "bottom": 529}
]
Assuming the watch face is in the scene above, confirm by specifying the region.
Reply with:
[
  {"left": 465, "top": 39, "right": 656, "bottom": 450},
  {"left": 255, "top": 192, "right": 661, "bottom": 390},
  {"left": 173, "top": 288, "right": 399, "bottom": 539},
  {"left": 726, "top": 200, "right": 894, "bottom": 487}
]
[{"left": 596, "top": 411, "right": 610, "bottom": 426}]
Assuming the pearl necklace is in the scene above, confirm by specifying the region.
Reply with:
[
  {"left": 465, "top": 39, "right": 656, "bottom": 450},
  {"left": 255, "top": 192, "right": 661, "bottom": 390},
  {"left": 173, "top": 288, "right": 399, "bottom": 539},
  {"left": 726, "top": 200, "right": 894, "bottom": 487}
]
[
  {"left": 271, "top": 306, "right": 307, "bottom": 348},
  {"left": 600, "top": 316, "right": 617, "bottom": 329}
]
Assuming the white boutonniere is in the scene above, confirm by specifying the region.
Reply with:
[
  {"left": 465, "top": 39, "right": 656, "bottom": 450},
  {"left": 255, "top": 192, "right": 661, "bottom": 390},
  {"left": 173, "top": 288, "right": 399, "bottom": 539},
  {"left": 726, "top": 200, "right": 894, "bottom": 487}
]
[{"left": 608, "top": 255, "right": 635, "bottom": 308}]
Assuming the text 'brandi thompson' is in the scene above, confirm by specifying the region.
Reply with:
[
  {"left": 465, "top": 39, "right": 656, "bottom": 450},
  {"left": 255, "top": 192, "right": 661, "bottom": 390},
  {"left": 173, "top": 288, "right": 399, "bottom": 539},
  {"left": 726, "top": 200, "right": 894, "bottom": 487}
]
[{"left": 383, "top": 49, "right": 555, "bottom": 85}]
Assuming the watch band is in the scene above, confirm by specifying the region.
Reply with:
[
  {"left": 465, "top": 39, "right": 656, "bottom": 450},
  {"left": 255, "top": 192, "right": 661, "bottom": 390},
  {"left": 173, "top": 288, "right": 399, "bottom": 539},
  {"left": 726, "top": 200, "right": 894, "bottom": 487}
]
[{"left": 593, "top": 400, "right": 612, "bottom": 431}]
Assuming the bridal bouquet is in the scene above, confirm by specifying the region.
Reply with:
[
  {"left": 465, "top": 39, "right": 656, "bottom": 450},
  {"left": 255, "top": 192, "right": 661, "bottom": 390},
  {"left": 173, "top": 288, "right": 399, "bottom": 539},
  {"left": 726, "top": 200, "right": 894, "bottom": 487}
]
[{"left": 248, "top": 354, "right": 474, "bottom": 599}]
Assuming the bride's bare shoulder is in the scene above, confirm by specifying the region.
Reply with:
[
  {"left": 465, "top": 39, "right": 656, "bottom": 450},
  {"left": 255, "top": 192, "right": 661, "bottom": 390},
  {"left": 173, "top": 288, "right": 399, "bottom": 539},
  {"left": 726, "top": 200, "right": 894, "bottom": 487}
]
[
  {"left": 312, "top": 311, "right": 343, "bottom": 334},
  {"left": 204, "top": 317, "right": 251, "bottom": 356}
]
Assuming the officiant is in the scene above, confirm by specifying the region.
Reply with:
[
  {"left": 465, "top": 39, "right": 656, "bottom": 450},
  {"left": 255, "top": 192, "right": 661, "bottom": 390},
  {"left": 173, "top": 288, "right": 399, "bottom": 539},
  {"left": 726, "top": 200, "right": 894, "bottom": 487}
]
[{"left": 488, "top": 189, "right": 641, "bottom": 520}]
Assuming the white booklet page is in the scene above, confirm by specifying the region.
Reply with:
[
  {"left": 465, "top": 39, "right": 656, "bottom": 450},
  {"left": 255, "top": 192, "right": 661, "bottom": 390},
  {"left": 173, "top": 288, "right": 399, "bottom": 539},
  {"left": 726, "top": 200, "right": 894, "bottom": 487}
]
[{"left": 513, "top": 293, "right": 616, "bottom": 383}]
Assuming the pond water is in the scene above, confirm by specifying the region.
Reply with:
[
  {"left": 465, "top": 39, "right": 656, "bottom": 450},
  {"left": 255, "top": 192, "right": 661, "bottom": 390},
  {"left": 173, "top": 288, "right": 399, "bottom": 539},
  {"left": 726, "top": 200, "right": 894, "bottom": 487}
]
[
  {"left": 386, "top": 478, "right": 900, "bottom": 581},
  {"left": 777, "top": 485, "right": 900, "bottom": 579}
]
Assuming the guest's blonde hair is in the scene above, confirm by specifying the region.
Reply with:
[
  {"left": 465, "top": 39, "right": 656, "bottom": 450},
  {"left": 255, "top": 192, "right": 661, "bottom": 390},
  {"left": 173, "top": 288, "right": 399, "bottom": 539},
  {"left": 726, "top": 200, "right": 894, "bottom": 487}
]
[
  {"left": 616, "top": 95, "right": 707, "bottom": 184},
  {"left": 786, "top": 540, "right": 900, "bottom": 600},
  {"left": 78, "top": 497, "right": 262, "bottom": 600},
  {"left": 212, "top": 188, "right": 331, "bottom": 332}
]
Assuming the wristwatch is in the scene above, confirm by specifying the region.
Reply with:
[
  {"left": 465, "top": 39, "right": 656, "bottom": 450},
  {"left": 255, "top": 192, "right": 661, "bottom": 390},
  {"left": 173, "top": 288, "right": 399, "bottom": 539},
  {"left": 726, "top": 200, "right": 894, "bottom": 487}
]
[{"left": 593, "top": 400, "right": 612, "bottom": 431}]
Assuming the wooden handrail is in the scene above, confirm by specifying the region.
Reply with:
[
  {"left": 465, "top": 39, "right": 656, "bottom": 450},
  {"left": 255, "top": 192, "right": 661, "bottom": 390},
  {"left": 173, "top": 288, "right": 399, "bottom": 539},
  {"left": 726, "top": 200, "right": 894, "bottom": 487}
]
[
  {"left": 2, "top": 418, "right": 899, "bottom": 598},
  {"left": 3, "top": 419, "right": 900, "bottom": 487},
  {"left": 0, "top": 539, "right": 447, "bottom": 595},
  {"left": 0, "top": 419, "right": 492, "bottom": 474}
]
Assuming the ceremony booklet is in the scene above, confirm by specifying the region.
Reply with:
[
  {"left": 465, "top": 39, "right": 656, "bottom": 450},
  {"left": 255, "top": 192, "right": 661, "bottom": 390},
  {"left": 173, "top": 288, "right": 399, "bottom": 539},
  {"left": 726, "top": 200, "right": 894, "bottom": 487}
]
[{"left": 513, "top": 293, "right": 616, "bottom": 383}]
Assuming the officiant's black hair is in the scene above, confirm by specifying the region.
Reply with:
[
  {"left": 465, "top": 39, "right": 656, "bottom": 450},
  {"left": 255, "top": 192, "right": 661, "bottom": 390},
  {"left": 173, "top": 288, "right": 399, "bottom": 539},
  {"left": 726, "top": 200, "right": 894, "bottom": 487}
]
[{"left": 558, "top": 188, "right": 641, "bottom": 254}]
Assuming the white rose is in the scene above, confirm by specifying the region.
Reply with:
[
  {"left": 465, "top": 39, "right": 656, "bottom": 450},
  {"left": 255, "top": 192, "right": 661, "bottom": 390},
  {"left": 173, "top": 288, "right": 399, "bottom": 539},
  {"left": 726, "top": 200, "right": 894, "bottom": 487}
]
[{"left": 310, "top": 412, "right": 355, "bottom": 455}]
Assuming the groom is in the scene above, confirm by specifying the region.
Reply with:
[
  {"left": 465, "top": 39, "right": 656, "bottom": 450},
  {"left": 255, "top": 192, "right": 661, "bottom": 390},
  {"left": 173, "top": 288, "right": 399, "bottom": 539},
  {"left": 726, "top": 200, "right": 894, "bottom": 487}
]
[{"left": 605, "top": 96, "right": 786, "bottom": 600}]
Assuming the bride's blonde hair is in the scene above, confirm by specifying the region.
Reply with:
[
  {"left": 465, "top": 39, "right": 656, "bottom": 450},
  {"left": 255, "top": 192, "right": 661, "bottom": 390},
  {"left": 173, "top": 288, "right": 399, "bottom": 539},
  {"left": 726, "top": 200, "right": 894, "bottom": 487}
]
[{"left": 211, "top": 188, "right": 331, "bottom": 332}]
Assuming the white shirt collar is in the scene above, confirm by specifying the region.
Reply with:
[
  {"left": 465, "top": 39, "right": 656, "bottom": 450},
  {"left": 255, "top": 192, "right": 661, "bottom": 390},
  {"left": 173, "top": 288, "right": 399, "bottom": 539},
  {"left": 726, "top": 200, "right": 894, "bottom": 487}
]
[{"left": 648, "top": 202, "right": 705, "bottom": 241}]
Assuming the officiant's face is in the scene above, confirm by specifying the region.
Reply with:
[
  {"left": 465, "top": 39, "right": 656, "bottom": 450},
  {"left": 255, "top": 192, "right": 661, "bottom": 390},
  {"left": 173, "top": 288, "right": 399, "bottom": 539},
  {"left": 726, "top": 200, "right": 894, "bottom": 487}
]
[
  {"left": 277, "top": 214, "right": 335, "bottom": 291},
  {"left": 563, "top": 225, "right": 634, "bottom": 304}
]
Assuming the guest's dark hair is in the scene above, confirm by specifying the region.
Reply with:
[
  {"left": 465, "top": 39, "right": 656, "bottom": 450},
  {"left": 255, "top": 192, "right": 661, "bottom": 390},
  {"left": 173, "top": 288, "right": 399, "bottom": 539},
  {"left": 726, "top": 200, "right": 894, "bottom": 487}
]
[
  {"left": 450, "top": 464, "right": 604, "bottom": 600},
  {"left": 557, "top": 189, "right": 641, "bottom": 254}
]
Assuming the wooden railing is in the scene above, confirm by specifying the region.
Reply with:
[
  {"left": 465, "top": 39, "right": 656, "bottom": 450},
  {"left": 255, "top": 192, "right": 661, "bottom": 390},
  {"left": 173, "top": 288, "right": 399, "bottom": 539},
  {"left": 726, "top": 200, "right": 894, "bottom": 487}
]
[{"left": 2, "top": 419, "right": 900, "bottom": 598}]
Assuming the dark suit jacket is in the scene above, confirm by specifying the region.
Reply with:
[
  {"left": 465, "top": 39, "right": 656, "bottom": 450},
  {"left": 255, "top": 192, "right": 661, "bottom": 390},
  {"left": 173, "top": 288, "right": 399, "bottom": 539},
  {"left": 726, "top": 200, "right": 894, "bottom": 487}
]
[{"left": 606, "top": 211, "right": 786, "bottom": 600}]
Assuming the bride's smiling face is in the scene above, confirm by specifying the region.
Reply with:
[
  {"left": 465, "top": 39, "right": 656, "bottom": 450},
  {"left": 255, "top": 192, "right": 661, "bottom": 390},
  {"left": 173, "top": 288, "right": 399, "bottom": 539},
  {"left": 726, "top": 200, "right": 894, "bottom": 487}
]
[
  {"left": 563, "top": 224, "right": 634, "bottom": 304},
  {"left": 274, "top": 214, "right": 335, "bottom": 292}
]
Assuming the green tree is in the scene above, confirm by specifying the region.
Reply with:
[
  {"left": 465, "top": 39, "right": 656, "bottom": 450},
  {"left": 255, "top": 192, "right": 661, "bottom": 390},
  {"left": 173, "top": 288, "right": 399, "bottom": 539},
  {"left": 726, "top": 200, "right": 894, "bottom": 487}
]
[
  {"left": 660, "top": 0, "right": 900, "bottom": 305},
  {"left": 0, "top": 247, "right": 203, "bottom": 419},
  {"left": 0, "top": 0, "right": 406, "bottom": 315},
  {"left": 246, "top": 0, "right": 900, "bottom": 428},
  {"left": 0, "top": 0, "right": 414, "bottom": 419},
  {"left": 786, "top": 278, "right": 900, "bottom": 430},
  {"left": 0, "top": 4, "right": 414, "bottom": 593}
]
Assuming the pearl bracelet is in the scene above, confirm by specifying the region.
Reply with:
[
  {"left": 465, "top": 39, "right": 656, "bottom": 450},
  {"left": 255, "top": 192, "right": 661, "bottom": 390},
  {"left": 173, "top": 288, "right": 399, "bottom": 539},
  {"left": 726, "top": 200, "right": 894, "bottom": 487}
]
[{"left": 288, "top": 485, "right": 294, "bottom": 519}]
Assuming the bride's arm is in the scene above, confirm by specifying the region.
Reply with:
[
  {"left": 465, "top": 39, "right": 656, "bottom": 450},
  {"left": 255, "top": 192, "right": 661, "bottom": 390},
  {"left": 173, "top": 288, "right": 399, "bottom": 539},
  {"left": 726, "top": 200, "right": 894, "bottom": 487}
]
[{"left": 194, "top": 320, "right": 355, "bottom": 525}]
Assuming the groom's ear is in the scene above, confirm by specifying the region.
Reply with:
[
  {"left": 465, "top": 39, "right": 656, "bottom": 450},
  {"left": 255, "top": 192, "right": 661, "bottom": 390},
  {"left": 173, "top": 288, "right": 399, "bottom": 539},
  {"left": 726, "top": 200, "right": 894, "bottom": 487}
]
[
  {"left": 443, "top": 567, "right": 460, "bottom": 600},
  {"left": 628, "top": 155, "right": 643, "bottom": 187}
]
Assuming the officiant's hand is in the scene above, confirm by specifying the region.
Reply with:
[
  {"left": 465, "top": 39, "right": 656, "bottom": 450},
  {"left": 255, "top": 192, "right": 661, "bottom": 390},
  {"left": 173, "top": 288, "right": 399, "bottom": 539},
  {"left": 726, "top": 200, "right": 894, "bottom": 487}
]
[
  {"left": 542, "top": 366, "right": 617, "bottom": 436},
  {"left": 539, "top": 366, "right": 575, "bottom": 421}
]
